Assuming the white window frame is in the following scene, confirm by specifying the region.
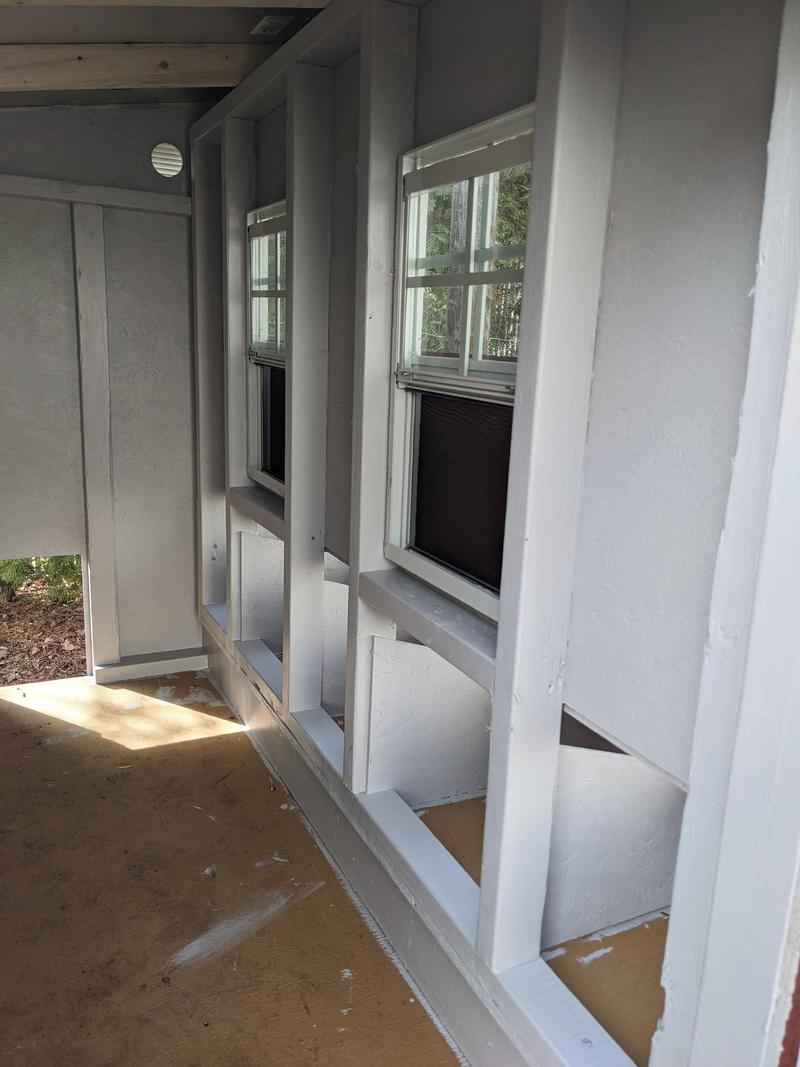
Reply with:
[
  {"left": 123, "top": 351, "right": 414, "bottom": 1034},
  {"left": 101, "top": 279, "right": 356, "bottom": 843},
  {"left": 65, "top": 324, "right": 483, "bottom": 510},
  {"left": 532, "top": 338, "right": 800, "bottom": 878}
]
[
  {"left": 246, "top": 198, "right": 288, "bottom": 497},
  {"left": 386, "top": 106, "right": 534, "bottom": 622}
]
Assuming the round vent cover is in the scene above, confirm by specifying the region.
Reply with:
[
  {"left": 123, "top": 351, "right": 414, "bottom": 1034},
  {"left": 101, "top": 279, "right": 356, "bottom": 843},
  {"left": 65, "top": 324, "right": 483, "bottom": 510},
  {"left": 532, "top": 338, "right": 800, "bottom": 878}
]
[{"left": 150, "top": 142, "right": 183, "bottom": 178}]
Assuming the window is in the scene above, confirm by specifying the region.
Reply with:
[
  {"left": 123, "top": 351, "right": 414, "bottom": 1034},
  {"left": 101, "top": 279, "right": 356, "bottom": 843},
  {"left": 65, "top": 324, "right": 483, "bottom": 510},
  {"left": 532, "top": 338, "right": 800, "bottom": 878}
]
[
  {"left": 246, "top": 200, "right": 288, "bottom": 494},
  {"left": 387, "top": 107, "right": 533, "bottom": 620}
]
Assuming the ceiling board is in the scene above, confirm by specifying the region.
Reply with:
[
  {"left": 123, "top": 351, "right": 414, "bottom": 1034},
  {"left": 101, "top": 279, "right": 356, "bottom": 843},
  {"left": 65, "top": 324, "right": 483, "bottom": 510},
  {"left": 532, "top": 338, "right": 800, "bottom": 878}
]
[
  {"left": 0, "top": 43, "right": 273, "bottom": 91},
  {"left": 0, "top": 0, "right": 326, "bottom": 6}
]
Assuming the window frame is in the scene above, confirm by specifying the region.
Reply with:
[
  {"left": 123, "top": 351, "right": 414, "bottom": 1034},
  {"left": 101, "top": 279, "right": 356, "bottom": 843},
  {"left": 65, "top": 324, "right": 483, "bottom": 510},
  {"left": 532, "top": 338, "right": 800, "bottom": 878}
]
[
  {"left": 386, "top": 106, "right": 534, "bottom": 621},
  {"left": 246, "top": 199, "right": 288, "bottom": 497}
]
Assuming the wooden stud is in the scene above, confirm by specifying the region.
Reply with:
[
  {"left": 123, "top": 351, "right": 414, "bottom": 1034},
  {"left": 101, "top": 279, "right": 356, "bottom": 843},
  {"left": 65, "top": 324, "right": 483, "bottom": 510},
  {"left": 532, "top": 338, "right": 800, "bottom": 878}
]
[
  {"left": 344, "top": 0, "right": 417, "bottom": 793},
  {"left": 282, "top": 62, "right": 333, "bottom": 715},
  {"left": 0, "top": 44, "right": 273, "bottom": 92},
  {"left": 221, "top": 116, "right": 256, "bottom": 643},
  {"left": 191, "top": 141, "right": 227, "bottom": 615},
  {"left": 0, "top": 172, "right": 189, "bottom": 218},
  {"left": 72, "top": 202, "right": 120, "bottom": 669},
  {"left": 0, "top": 0, "right": 325, "bottom": 6},
  {"left": 652, "top": 1, "right": 800, "bottom": 1061},
  {"left": 476, "top": 0, "right": 625, "bottom": 973}
]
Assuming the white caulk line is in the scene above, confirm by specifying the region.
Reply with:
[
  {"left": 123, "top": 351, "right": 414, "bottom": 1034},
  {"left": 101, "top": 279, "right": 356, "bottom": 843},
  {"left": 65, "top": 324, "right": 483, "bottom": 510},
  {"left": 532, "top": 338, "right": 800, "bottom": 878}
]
[
  {"left": 577, "top": 946, "right": 614, "bottom": 966},
  {"left": 168, "top": 881, "right": 324, "bottom": 968},
  {"left": 584, "top": 907, "right": 669, "bottom": 942}
]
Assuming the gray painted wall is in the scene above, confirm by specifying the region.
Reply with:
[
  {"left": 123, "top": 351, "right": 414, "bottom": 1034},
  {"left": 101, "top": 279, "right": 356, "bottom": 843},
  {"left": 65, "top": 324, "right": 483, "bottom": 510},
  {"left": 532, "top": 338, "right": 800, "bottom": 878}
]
[
  {"left": 414, "top": 0, "right": 541, "bottom": 146},
  {"left": 0, "top": 195, "right": 85, "bottom": 559},
  {"left": 0, "top": 104, "right": 204, "bottom": 196},
  {"left": 0, "top": 105, "right": 200, "bottom": 659},
  {"left": 564, "top": 0, "right": 782, "bottom": 783},
  {"left": 256, "top": 102, "right": 287, "bottom": 208},
  {"left": 105, "top": 208, "right": 200, "bottom": 657},
  {"left": 325, "top": 51, "right": 359, "bottom": 564}
]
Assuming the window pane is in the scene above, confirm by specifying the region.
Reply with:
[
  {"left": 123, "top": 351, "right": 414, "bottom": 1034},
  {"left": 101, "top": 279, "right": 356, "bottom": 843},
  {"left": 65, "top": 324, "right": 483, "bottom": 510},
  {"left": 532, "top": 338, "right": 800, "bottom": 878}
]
[
  {"left": 473, "top": 163, "right": 531, "bottom": 271},
  {"left": 251, "top": 295, "right": 286, "bottom": 351},
  {"left": 469, "top": 281, "right": 524, "bottom": 363},
  {"left": 277, "top": 230, "right": 287, "bottom": 290},
  {"left": 407, "top": 181, "right": 469, "bottom": 277},
  {"left": 406, "top": 285, "right": 464, "bottom": 361},
  {"left": 261, "top": 365, "right": 285, "bottom": 482},
  {"left": 411, "top": 391, "right": 512, "bottom": 592}
]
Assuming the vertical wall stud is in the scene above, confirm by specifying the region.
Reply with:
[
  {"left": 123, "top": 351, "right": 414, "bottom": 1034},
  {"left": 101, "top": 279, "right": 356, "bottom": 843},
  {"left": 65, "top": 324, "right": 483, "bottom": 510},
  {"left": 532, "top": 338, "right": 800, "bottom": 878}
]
[
  {"left": 191, "top": 137, "right": 227, "bottom": 614},
  {"left": 653, "top": 1, "right": 800, "bottom": 1061},
  {"left": 72, "top": 201, "right": 120, "bottom": 668},
  {"left": 344, "top": 0, "right": 417, "bottom": 792},
  {"left": 476, "top": 0, "right": 624, "bottom": 973},
  {"left": 221, "top": 116, "right": 256, "bottom": 642},
  {"left": 283, "top": 62, "right": 333, "bottom": 715}
]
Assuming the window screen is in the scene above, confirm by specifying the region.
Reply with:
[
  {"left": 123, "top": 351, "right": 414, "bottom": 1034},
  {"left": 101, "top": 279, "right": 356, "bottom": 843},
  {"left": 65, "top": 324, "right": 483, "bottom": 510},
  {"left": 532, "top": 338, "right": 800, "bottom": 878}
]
[
  {"left": 261, "top": 365, "right": 285, "bottom": 482},
  {"left": 411, "top": 392, "right": 512, "bottom": 591}
]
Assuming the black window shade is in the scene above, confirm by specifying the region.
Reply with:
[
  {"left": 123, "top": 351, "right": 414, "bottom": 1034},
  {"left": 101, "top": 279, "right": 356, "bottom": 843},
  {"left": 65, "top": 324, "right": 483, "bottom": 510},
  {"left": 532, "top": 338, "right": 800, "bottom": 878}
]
[
  {"left": 261, "top": 364, "right": 285, "bottom": 482},
  {"left": 411, "top": 391, "right": 512, "bottom": 592}
]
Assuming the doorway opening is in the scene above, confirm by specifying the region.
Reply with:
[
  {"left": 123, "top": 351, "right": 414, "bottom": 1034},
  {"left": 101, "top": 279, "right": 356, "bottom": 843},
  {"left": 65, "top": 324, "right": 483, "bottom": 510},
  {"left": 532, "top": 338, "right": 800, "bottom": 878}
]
[{"left": 0, "top": 556, "right": 88, "bottom": 685}]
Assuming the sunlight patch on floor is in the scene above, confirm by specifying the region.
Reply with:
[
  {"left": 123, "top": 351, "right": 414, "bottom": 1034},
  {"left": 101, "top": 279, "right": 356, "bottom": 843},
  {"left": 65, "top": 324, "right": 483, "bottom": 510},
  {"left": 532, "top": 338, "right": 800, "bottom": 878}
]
[{"left": 0, "top": 676, "right": 245, "bottom": 750}]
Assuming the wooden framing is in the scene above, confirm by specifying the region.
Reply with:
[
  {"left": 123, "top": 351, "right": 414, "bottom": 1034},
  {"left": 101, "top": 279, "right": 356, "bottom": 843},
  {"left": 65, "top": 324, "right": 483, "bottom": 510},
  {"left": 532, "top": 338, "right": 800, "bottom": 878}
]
[
  {"left": 0, "top": 0, "right": 326, "bottom": 5},
  {"left": 343, "top": 0, "right": 417, "bottom": 793},
  {"left": 191, "top": 140, "right": 227, "bottom": 615},
  {"left": 72, "top": 202, "right": 120, "bottom": 669},
  {"left": 221, "top": 117, "right": 257, "bottom": 645},
  {"left": 0, "top": 44, "right": 272, "bottom": 92},
  {"left": 476, "top": 0, "right": 625, "bottom": 973},
  {"left": 188, "top": 0, "right": 800, "bottom": 1060},
  {"left": 0, "top": 172, "right": 190, "bottom": 218},
  {"left": 652, "top": 0, "right": 800, "bottom": 1061},
  {"left": 282, "top": 62, "right": 333, "bottom": 715}
]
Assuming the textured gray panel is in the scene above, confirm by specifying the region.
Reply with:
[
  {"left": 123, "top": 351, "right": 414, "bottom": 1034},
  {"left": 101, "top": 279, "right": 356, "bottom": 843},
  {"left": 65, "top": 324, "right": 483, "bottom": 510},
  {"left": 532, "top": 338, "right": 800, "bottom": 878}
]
[
  {"left": 105, "top": 208, "right": 200, "bottom": 656},
  {"left": 0, "top": 195, "right": 85, "bottom": 559},
  {"left": 256, "top": 102, "right": 287, "bottom": 208},
  {"left": 0, "top": 106, "right": 204, "bottom": 196},
  {"left": 415, "top": 0, "right": 541, "bottom": 146}
]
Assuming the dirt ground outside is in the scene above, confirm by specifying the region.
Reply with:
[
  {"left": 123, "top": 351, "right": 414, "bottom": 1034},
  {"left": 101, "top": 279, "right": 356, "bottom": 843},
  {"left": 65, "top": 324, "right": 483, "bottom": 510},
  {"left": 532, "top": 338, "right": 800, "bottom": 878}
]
[{"left": 0, "top": 577, "right": 86, "bottom": 685}]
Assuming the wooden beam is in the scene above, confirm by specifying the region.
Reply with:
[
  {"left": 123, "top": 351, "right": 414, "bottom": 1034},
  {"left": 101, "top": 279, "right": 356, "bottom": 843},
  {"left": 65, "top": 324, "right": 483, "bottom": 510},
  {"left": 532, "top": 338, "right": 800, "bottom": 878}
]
[
  {"left": 0, "top": 44, "right": 273, "bottom": 92},
  {"left": 476, "top": 0, "right": 624, "bottom": 974},
  {"left": 0, "top": 0, "right": 326, "bottom": 6}
]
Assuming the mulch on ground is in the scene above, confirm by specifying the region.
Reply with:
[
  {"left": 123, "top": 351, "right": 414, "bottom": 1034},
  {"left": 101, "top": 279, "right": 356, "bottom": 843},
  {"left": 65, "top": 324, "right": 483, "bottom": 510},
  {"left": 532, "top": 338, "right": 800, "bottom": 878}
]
[{"left": 0, "top": 578, "right": 86, "bottom": 685}]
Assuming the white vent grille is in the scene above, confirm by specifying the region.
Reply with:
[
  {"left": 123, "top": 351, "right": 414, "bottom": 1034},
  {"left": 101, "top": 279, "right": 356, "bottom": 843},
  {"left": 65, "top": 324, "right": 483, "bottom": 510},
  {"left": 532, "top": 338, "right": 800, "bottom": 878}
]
[{"left": 150, "top": 142, "right": 183, "bottom": 178}]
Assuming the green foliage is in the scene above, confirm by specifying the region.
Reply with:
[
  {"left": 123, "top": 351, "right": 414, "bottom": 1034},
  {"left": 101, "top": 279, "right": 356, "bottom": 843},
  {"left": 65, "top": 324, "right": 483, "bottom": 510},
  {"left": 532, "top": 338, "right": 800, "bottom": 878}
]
[
  {"left": 415, "top": 164, "right": 531, "bottom": 359},
  {"left": 0, "top": 558, "right": 34, "bottom": 602},
  {"left": 35, "top": 555, "right": 82, "bottom": 604}
]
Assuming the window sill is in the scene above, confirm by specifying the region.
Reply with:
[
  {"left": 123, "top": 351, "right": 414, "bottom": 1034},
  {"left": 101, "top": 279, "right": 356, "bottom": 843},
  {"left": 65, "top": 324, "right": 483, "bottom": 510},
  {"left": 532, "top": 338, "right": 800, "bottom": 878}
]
[
  {"left": 359, "top": 568, "right": 497, "bottom": 692},
  {"left": 228, "top": 485, "right": 285, "bottom": 539}
]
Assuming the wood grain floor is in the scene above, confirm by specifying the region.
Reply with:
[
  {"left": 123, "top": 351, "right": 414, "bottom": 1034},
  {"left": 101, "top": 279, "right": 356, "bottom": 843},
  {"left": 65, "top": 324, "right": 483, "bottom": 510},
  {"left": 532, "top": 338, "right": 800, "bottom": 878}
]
[{"left": 0, "top": 672, "right": 458, "bottom": 1066}]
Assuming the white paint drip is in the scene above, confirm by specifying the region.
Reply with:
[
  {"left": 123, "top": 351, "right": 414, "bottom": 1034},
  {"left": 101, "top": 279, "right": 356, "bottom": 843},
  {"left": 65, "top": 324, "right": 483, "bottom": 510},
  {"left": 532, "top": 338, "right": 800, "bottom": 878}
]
[
  {"left": 168, "top": 881, "right": 324, "bottom": 968},
  {"left": 42, "top": 727, "right": 90, "bottom": 745},
  {"left": 340, "top": 967, "right": 353, "bottom": 981},
  {"left": 542, "top": 946, "right": 567, "bottom": 961},
  {"left": 255, "top": 854, "right": 288, "bottom": 868},
  {"left": 340, "top": 1008, "right": 351, "bottom": 1016},
  {"left": 577, "top": 946, "right": 614, "bottom": 966},
  {"left": 202, "top": 865, "right": 217, "bottom": 878},
  {"left": 155, "top": 684, "right": 226, "bottom": 708},
  {"left": 279, "top": 802, "right": 297, "bottom": 812}
]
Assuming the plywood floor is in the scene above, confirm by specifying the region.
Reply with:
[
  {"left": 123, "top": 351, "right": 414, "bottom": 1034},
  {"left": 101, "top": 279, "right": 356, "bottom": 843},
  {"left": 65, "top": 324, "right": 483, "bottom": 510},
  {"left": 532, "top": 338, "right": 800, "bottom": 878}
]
[
  {"left": 0, "top": 672, "right": 457, "bottom": 1066},
  {"left": 420, "top": 797, "right": 667, "bottom": 1067}
]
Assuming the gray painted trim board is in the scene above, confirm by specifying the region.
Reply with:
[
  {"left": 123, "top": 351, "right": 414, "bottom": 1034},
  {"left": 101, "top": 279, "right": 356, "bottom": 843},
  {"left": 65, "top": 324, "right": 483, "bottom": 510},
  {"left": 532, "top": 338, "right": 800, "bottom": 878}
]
[{"left": 0, "top": 171, "right": 191, "bottom": 216}]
